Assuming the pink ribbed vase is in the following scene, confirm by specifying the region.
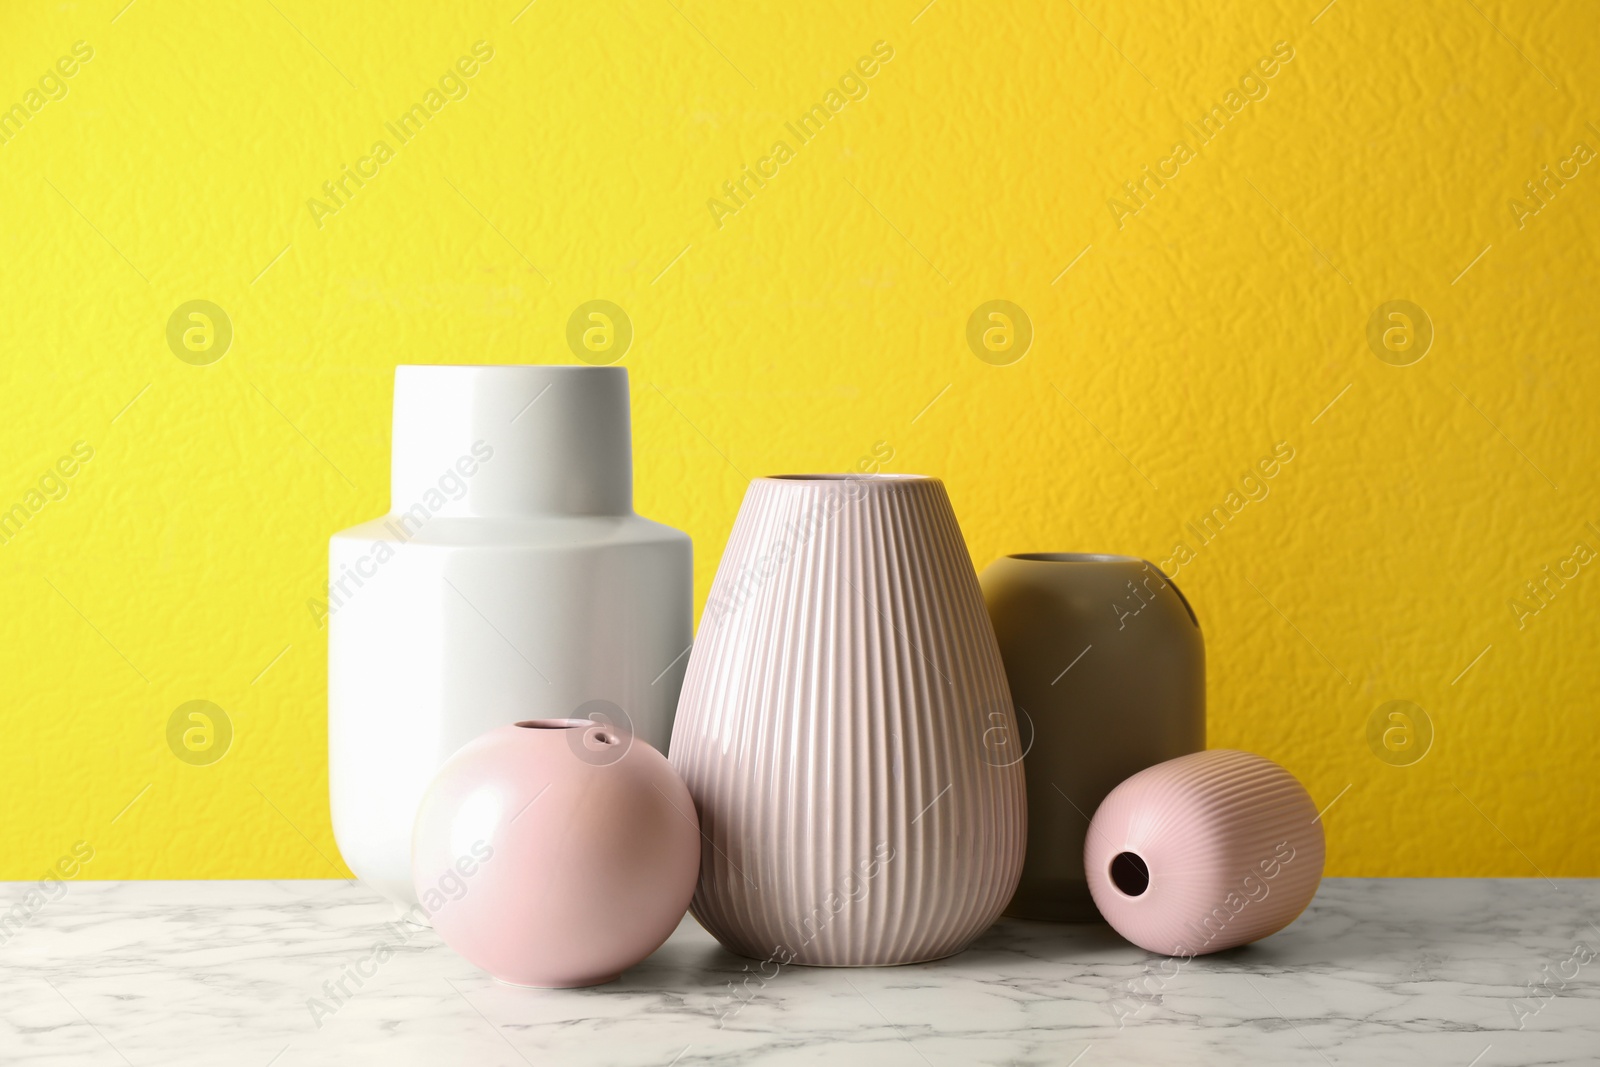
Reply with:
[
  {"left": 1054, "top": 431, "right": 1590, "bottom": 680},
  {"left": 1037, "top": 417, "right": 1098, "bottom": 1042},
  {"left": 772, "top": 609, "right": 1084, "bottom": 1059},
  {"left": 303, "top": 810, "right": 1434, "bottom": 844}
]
[
  {"left": 1084, "top": 749, "right": 1325, "bottom": 956},
  {"left": 670, "top": 474, "right": 1026, "bottom": 966}
]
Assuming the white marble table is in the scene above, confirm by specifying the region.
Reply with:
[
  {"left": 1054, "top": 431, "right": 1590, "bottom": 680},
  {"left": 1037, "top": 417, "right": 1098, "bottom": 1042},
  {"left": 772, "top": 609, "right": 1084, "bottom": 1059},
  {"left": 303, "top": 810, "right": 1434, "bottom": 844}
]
[{"left": 1, "top": 879, "right": 1595, "bottom": 1065}]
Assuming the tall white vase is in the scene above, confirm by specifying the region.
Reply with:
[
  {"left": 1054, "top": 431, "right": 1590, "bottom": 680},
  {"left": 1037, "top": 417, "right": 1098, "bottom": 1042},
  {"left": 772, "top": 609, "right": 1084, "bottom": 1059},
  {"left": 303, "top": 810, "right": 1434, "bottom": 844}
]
[
  {"left": 328, "top": 365, "right": 692, "bottom": 911},
  {"left": 670, "top": 474, "right": 1026, "bottom": 966}
]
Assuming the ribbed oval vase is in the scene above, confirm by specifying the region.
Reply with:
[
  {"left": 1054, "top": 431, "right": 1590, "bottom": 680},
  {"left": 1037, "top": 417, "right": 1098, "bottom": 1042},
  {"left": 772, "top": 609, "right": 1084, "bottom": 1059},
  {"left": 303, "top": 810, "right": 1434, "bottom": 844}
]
[
  {"left": 979, "top": 553, "right": 1204, "bottom": 921},
  {"left": 1084, "top": 749, "right": 1326, "bottom": 956},
  {"left": 670, "top": 474, "right": 1026, "bottom": 966},
  {"left": 329, "top": 365, "right": 692, "bottom": 912}
]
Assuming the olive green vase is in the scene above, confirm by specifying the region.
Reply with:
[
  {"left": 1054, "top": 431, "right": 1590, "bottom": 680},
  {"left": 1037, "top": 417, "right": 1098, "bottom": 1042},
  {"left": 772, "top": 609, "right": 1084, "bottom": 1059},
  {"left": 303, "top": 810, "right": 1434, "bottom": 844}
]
[{"left": 979, "top": 553, "right": 1205, "bottom": 922}]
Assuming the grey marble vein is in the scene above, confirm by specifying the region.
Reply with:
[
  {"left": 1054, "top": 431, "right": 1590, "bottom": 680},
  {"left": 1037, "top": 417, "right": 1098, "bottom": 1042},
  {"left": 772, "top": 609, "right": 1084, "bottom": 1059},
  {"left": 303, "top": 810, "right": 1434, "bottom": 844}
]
[{"left": 0, "top": 879, "right": 1595, "bottom": 1065}]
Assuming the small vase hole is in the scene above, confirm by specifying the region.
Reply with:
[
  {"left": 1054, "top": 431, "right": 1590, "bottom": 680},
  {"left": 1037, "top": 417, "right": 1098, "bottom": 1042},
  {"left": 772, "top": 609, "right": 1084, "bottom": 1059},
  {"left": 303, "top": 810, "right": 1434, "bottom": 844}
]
[
  {"left": 515, "top": 719, "right": 591, "bottom": 730},
  {"left": 1110, "top": 851, "right": 1150, "bottom": 897}
]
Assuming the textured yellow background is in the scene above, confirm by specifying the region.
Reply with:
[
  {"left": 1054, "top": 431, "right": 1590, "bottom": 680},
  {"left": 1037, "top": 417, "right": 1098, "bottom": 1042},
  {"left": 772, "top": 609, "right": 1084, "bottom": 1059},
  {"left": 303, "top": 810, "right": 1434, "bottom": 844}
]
[{"left": 1, "top": 0, "right": 1596, "bottom": 881}]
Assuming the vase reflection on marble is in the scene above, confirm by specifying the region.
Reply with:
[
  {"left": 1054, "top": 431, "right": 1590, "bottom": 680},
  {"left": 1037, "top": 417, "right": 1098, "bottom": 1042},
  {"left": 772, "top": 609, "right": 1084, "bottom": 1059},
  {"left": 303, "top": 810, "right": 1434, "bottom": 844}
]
[{"left": 670, "top": 474, "right": 1026, "bottom": 966}]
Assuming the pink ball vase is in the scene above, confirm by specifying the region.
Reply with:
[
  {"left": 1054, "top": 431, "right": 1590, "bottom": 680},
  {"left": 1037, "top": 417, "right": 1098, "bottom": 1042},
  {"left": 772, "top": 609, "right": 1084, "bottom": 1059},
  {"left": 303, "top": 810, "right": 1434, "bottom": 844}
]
[
  {"left": 411, "top": 719, "right": 701, "bottom": 987},
  {"left": 1084, "top": 749, "right": 1325, "bottom": 956}
]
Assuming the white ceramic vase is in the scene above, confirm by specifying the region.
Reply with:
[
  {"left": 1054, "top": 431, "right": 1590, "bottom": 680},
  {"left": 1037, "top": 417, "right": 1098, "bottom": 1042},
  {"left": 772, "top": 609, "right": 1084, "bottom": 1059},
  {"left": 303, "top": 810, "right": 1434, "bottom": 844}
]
[
  {"left": 328, "top": 364, "right": 692, "bottom": 911},
  {"left": 670, "top": 474, "right": 1026, "bottom": 966}
]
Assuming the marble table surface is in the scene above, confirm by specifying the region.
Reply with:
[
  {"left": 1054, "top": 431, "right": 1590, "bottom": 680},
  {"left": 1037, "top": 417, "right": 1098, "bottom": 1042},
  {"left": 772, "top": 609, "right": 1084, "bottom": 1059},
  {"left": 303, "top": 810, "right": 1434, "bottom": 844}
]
[{"left": 1, "top": 878, "right": 1596, "bottom": 1065}]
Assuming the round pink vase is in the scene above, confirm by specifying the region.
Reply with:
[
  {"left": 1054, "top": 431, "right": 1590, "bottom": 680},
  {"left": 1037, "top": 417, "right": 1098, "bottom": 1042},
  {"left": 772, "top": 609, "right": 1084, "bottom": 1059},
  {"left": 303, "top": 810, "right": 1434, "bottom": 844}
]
[
  {"left": 1084, "top": 749, "right": 1324, "bottom": 956},
  {"left": 411, "top": 719, "right": 701, "bottom": 988}
]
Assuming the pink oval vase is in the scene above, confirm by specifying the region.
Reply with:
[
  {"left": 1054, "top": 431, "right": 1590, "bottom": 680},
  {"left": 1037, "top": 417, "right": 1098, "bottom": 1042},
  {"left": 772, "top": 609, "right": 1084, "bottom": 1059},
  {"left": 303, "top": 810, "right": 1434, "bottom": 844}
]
[
  {"left": 1084, "top": 749, "right": 1325, "bottom": 956},
  {"left": 411, "top": 719, "right": 701, "bottom": 987}
]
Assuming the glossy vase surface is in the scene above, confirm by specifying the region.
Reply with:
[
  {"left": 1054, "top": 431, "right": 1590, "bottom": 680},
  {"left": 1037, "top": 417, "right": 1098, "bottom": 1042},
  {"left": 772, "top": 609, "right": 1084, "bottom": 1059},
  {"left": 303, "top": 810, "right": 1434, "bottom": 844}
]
[
  {"left": 1084, "top": 749, "right": 1326, "bottom": 955},
  {"left": 411, "top": 719, "right": 700, "bottom": 988},
  {"left": 670, "top": 474, "right": 1026, "bottom": 966},
  {"left": 329, "top": 364, "right": 692, "bottom": 911},
  {"left": 979, "top": 553, "right": 1204, "bottom": 921}
]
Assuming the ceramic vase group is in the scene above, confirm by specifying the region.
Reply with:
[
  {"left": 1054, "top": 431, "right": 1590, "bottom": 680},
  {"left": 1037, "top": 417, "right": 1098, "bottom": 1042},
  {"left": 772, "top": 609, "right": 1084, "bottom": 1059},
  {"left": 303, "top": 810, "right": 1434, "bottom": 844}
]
[{"left": 329, "top": 363, "right": 1323, "bottom": 978}]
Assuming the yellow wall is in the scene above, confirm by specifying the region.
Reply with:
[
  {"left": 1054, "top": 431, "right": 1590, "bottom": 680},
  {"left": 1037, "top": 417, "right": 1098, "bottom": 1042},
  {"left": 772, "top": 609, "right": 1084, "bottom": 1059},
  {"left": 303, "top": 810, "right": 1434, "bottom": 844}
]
[{"left": 2, "top": 0, "right": 1596, "bottom": 882}]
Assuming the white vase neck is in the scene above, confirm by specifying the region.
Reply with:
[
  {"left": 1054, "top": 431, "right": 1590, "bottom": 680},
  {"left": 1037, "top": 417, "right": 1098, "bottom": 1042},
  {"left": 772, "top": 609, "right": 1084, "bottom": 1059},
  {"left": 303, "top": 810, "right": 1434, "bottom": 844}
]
[{"left": 390, "top": 365, "right": 633, "bottom": 518}]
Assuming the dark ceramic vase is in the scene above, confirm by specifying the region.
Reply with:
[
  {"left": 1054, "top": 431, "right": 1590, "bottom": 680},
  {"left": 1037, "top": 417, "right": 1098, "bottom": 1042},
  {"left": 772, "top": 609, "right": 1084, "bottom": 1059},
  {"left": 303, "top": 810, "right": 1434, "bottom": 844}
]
[{"left": 979, "top": 553, "right": 1205, "bottom": 922}]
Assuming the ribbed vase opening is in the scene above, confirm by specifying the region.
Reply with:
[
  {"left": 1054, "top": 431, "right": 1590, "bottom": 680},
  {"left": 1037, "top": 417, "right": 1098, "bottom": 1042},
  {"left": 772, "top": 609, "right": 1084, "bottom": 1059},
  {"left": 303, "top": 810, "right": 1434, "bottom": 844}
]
[
  {"left": 765, "top": 473, "right": 932, "bottom": 482},
  {"left": 1110, "top": 851, "right": 1151, "bottom": 896}
]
